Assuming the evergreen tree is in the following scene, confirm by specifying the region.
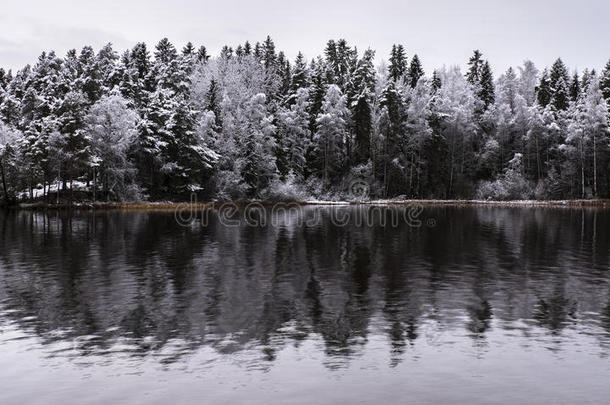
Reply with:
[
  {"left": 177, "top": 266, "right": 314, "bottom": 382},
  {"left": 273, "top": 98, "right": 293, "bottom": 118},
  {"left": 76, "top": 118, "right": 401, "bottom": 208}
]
[
  {"left": 243, "top": 41, "right": 252, "bottom": 55},
  {"left": 478, "top": 60, "right": 495, "bottom": 109},
  {"left": 569, "top": 72, "right": 580, "bottom": 102},
  {"left": 552, "top": 76, "right": 569, "bottom": 111},
  {"left": 407, "top": 54, "right": 424, "bottom": 88},
  {"left": 378, "top": 80, "right": 404, "bottom": 195},
  {"left": 291, "top": 52, "right": 309, "bottom": 93},
  {"left": 431, "top": 70, "right": 442, "bottom": 93},
  {"left": 196, "top": 46, "right": 210, "bottom": 63},
  {"left": 182, "top": 42, "right": 195, "bottom": 56},
  {"left": 96, "top": 43, "right": 120, "bottom": 92},
  {"left": 206, "top": 79, "right": 222, "bottom": 130},
  {"left": 537, "top": 69, "right": 552, "bottom": 107},
  {"left": 388, "top": 44, "right": 407, "bottom": 82},
  {"left": 262, "top": 36, "right": 277, "bottom": 70},
  {"left": 350, "top": 49, "right": 376, "bottom": 165},
  {"left": 600, "top": 59, "right": 610, "bottom": 106},
  {"left": 549, "top": 58, "right": 570, "bottom": 110},
  {"left": 307, "top": 57, "right": 327, "bottom": 133},
  {"left": 466, "top": 50, "right": 484, "bottom": 85}
]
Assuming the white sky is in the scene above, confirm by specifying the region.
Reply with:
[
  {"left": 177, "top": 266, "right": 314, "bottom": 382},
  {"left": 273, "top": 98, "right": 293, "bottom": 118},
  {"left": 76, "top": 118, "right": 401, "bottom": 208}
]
[{"left": 1, "top": 0, "right": 608, "bottom": 75}]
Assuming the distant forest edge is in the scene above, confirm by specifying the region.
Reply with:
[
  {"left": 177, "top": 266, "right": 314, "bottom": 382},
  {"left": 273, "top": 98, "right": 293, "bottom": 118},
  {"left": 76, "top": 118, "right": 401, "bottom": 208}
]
[{"left": 1, "top": 37, "right": 610, "bottom": 205}]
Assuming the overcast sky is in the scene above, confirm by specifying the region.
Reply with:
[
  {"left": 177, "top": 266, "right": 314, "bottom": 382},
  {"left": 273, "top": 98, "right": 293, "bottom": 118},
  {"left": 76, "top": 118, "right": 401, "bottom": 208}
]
[{"left": 1, "top": 0, "right": 608, "bottom": 75}]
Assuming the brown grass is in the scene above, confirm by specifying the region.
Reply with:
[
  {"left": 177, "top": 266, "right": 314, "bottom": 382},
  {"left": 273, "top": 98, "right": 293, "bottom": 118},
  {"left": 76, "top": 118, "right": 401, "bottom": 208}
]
[{"left": 14, "top": 199, "right": 610, "bottom": 211}]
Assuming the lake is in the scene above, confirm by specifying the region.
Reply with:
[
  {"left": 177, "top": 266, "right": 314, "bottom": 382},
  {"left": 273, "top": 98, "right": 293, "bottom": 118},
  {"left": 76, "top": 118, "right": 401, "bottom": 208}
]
[{"left": 1, "top": 206, "right": 609, "bottom": 404}]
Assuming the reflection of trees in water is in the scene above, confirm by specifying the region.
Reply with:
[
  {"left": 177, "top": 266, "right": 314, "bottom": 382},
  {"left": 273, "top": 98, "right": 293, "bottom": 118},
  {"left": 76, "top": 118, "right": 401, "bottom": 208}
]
[{"left": 0, "top": 207, "right": 609, "bottom": 366}]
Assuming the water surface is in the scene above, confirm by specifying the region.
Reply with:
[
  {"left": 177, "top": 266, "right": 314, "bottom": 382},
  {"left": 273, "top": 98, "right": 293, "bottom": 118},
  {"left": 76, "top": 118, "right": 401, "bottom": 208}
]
[{"left": 1, "top": 206, "right": 609, "bottom": 404}]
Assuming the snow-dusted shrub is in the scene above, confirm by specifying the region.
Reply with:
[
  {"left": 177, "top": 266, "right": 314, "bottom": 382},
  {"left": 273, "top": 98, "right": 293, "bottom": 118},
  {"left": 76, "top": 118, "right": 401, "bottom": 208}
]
[
  {"left": 476, "top": 154, "right": 533, "bottom": 200},
  {"left": 263, "top": 171, "right": 310, "bottom": 201}
]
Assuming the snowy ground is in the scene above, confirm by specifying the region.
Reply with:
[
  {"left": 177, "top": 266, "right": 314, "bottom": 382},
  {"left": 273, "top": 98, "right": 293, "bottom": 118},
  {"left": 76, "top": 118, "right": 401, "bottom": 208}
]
[{"left": 18, "top": 181, "right": 90, "bottom": 200}]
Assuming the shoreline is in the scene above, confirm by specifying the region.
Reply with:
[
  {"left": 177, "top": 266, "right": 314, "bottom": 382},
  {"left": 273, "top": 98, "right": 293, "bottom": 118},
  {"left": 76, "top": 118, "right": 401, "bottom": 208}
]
[{"left": 7, "top": 199, "right": 610, "bottom": 211}]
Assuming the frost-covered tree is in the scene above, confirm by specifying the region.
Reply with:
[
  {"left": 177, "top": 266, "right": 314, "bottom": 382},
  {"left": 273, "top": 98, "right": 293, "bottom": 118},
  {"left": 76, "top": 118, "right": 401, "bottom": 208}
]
[
  {"left": 85, "top": 93, "right": 140, "bottom": 201},
  {"left": 518, "top": 60, "right": 538, "bottom": 106},
  {"left": 240, "top": 93, "right": 278, "bottom": 196},
  {"left": 1, "top": 37, "right": 609, "bottom": 202},
  {"left": 388, "top": 44, "right": 407, "bottom": 82},
  {"left": 478, "top": 61, "right": 495, "bottom": 109},
  {"left": 276, "top": 88, "right": 311, "bottom": 178},
  {"left": 565, "top": 76, "right": 608, "bottom": 197},
  {"left": 549, "top": 58, "right": 570, "bottom": 111},
  {"left": 314, "top": 84, "right": 349, "bottom": 184},
  {"left": 403, "top": 78, "right": 433, "bottom": 195},
  {"left": 536, "top": 70, "right": 551, "bottom": 108},
  {"left": 434, "top": 66, "right": 478, "bottom": 197},
  {"left": 0, "top": 123, "right": 21, "bottom": 203},
  {"left": 407, "top": 54, "right": 424, "bottom": 88},
  {"left": 350, "top": 49, "right": 376, "bottom": 165}
]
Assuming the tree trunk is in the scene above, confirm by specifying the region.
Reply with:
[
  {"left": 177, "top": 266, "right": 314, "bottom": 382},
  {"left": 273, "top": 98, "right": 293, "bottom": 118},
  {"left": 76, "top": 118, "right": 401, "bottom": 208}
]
[
  {"left": 324, "top": 138, "right": 328, "bottom": 185},
  {"left": 448, "top": 130, "right": 455, "bottom": 198},
  {"left": 535, "top": 134, "right": 541, "bottom": 181},
  {"left": 593, "top": 131, "right": 597, "bottom": 197},
  {"left": 57, "top": 165, "right": 61, "bottom": 205},
  {"left": 93, "top": 167, "right": 97, "bottom": 203},
  {"left": 0, "top": 161, "right": 8, "bottom": 202},
  {"left": 580, "top": 136, "right": 585, "bottom": 199}
]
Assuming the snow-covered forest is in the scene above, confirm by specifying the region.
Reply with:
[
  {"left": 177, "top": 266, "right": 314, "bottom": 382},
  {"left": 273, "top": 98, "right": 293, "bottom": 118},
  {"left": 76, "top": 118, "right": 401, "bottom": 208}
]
[{"left": 0, "top": 37, "right": 609, "bottom": 203}]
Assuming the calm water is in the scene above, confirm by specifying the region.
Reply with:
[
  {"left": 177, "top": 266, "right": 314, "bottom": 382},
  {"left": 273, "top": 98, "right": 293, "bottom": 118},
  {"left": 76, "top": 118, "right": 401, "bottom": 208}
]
[{"left": 1, "top": 206, "right": 610, "bottom": 404}]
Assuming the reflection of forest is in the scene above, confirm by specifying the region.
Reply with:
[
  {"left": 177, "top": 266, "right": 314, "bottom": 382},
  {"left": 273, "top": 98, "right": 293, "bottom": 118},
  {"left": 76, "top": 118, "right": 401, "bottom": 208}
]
[{"left": 0, "top": 207, "right": 609, "bottom": 364}]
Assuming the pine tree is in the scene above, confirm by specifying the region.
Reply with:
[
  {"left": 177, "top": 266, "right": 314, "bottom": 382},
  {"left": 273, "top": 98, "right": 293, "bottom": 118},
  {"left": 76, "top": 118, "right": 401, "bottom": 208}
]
[
  {"left": 277, "top": 51, "right": 291, "bottom": 96},
  {"left": 182, "top": 42, "right": 195, "bottom": 56},
  {"left": 431, "top": 70, "right": 442, "bottom": 93},
  {"left": 537, "top": 69, "right": 552, "bottom": 107},
  {"left": 262, "top": 36, "right": 277, "bottom": 70},
  {"left": 388, "top": 44, "right": 407, "bottom": 82},
  {"left": 220, "top": 46, "right": 233, "bottom": 59},
  {"left": 600, "top": 59, "right": 610, "bottom": 106},
  {"left": 119, "top": 43, "right": 153, "bottom": 108},
  {"left": 0, "top": 68, "right": 7, "bottom": 92},
  {"left": 324, "top": 39, "right": 356, "bottom": 89},
  {"left": 196, "top": 46, "right": 210, "bottom": 63},
  {"left": 350, "top": 49, "right": 376, "bottom": 165},
  {"left": 478, "top": 61, "right": 495, "bottom": 109},
  {"left": 466, "top": 50, "right": 483, "bottom": 85},
  {"left": 291, "top": 52, "right": 309, "bottom": 93},
  {"left": 378, "top": 80, "right": 405, "bottom": 196},
  {"left": 0, "top": 67, "right": 26, "bottom": 126},
  {"left": 308, "top": 57, "right": 327, "bottom": 133},
  {"left": 549, "top": 58, "right": 569, "bottom": 110},
  {"left": 206, "top": 79, "right": 222, "bottom": 131},
  {"left": 407, "top": 54, "right": 424, "bottom": 88},
  {"left": 552, "top": 76, "right": 569, "bottom": 111},
  {"left": 96, "top": 43, "right": 120, "bottom": 93},
  {"left": 243, "top": 41, "right": 252, "bottom": 55},
  {"left": 569, "top": 72, "right": 580, "bottom": 102}
]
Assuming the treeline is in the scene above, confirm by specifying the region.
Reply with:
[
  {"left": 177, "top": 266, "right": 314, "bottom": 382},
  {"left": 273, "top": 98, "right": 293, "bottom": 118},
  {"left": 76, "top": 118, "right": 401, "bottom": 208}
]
[{"left": 0, "top": 37, "right": 609, "bottom": 203}]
